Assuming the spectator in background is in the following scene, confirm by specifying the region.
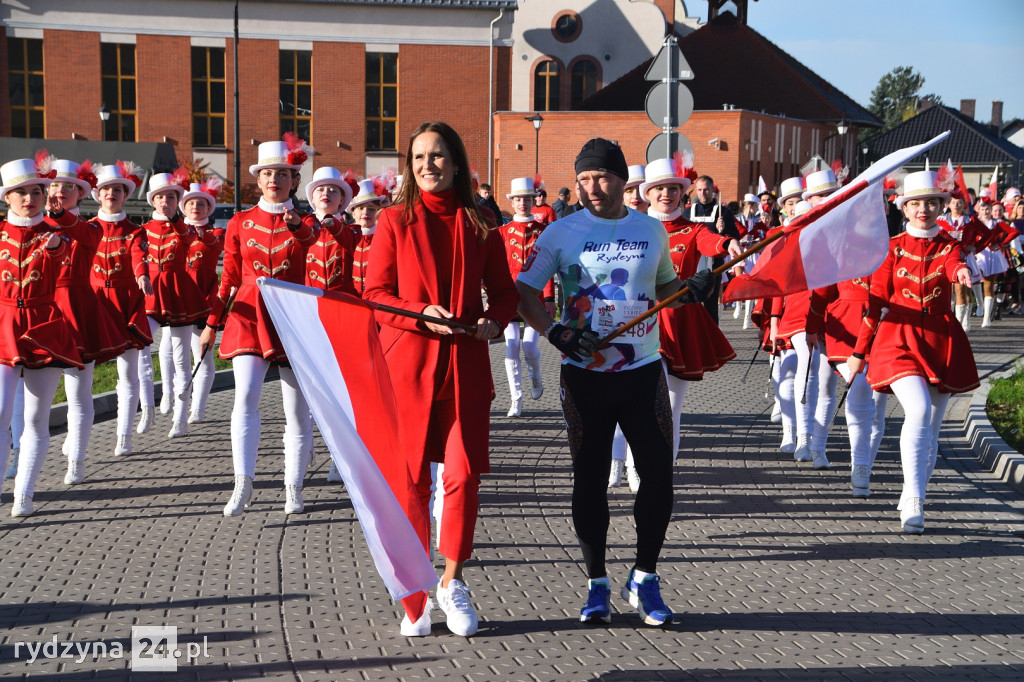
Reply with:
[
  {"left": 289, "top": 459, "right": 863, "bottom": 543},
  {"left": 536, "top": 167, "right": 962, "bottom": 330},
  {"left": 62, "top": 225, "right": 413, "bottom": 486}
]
[
  {"left": 687, "top": 175, "right": 739, "bottom": 324},
  {"left": 477, "top": 183, "right": 503, "bottom": 224},
  {"left": 552, "top": 187, "right": 576, "bottom": 219},
  {"left": 532, "top": 188, "right": 558, "bottom": 225}
]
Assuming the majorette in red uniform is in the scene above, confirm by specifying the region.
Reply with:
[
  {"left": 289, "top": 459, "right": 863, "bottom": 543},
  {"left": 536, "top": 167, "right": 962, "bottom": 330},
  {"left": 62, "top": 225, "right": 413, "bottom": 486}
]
[
  {"left": 89, "top": 161, "right": 152, "bottom": 457},
  {"left": 44, "top": 156, "right": 129, "bottom": 487},
  {"left": 180, "top": 178, "right": 225, "bottom": 425},
  {"left": 349, "top": 175, "right": 391, "bottom": 298},
  {"left": 198, "top": 136, "right": 320, "bottom": 518},
  {"left": 848, "top": 170, "right": 979, "bottom": 534},
  {"left": 0, "top": 158, "right": 83, "bottom": 517},
  {"left": 137, "top": 171, "right": 217, "bottom": 439},
  {"left": 303, "top": 166, "right": 358, "bottom": 295},
  {"left": 935, "top": 163, "right": 986, "bottom": 330},
  {"left": 975, "top": 198, "right": 1017, "bottom": 327},
  {"left": 500, "top": 176, "right": 555, "bottom": 418}
]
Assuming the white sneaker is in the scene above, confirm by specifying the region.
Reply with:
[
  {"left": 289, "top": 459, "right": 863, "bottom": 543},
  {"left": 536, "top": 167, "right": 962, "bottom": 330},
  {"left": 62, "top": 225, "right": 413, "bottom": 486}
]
[
  {"left": 188, "top": 409, "right": 205, "bottom": 424},
  {"left": 114, "top": 434, "right": 132, "bottom": 456},
  {"left": 136, "top": 405, "right": 154, "bottom": 434},
  {"left": 900, "top": 497, "right": 924, "bottom": 534},
  {"left": 507, "top": 398, "right": 522, "bottom": 418},
  {"left": 327, "top": 461, "right": 343, "bottom": 483},
  {"left": 64, "top": 460, "right": 85, "bottom": 485},
  {"left": 608, "top": 458, "right": 625, "bottom": 488},
  {"left": 168, "top": 421, "right": 188, "bottom": 438},
  {"left": 811, "top": 450, "right": 830, "bottom": 470},
  {"left": 5, "top": 449, "right": 17, "bottom": 479},
  {"left": 793, "top": 435, "right": 811, "bottom": 462},
  {"left": 11, "top": 494, "right": 33, "bottom": 517},
  {"left": 770, "top": 403, "right": 783, "bottom": 424},
  {"left": 851, "top": 465, "right": 871, "bottom": 498},
  {"left": 159, "top": 391, "right": 171, "bottom": 414},
  {"left": 284, "top": 485, "right": 304, "bottom": 514},
  {"left": 626, "top": 464, "right": 641, "bottom": 494},
  {"left": 400, "top": 598, "right": 433, "bottom": 637},
  {"left": 436, "top": 579, "right": 478, "bottom": 636},
  {"left": 223, "top": 475, "right": 254, "bottom": 516},
  {"left": 779, "top": 428, "right": 796, "bottom": 454}
]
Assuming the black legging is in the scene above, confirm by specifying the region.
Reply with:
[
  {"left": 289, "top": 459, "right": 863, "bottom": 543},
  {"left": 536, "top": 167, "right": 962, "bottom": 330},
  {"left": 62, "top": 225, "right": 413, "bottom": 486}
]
[{"left": 559, "top": 361, "right": 674, "bottom": 579}]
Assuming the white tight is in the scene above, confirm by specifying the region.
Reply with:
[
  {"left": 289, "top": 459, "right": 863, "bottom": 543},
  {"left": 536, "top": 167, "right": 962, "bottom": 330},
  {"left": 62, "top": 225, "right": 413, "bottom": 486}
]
[
  {"left": 62, "top": 362, "right": 96, "bottom": 462},
  {"left": 889, "top": 375, "right": 950, "bottom": 506},
  {"left": 1, "top": 365, "right": 63, "bottom": 497},
  {"left": 612, "top": 359, "right": 688, "bottom": 464},
  {"left": 144, "top": 319, "right": 195, "bottom": 422},
  {"left": 116, "top": 348, "right": 141, "bottom": 436},
  {"left": 189, "top": 327, "right": 216, "bottom": 415},
  {"left": 503, "top": 322, "right": 540, "bottom": 401},
  {"left": 777, "top": 333, "right": 818, "bottom": 437},
  {"left": 836, "top": 363, "right": 888, "bottom": 468},
  {"left": 230, "top": 354, "right": 312, "bottom": 486},
  {"left": 811, "top": 353, "right": 839, "bottom": 453},
  {"left": 139, "top": 317, "right": 159, "bottom": 408}
]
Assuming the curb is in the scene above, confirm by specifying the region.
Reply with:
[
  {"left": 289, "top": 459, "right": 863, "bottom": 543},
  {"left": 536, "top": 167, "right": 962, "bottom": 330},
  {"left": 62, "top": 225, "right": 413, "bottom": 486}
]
[{"left": 964, "top": 365, "right": 1024, "bottom": 495}]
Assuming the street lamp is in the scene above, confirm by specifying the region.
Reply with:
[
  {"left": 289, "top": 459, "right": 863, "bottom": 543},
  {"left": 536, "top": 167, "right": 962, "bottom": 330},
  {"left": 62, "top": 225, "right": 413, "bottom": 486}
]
[
  {"left": 821, "top": 119, "right": 850, "bottom": 160},
  {"left": 860, "top": 144, "right": 869, "bottom": 174},
  {"left": 525, "top": 113, "right": 543, "bottom": 174},
  {"left": 99, "top": 104, "right": 110, "bottom": 141}
]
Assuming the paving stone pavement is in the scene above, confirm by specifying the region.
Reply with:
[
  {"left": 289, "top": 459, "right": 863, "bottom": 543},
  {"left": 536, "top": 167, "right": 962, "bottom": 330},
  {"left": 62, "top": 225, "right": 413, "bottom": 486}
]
[{"left": 1, "top": 310, "right": 1023, "bottom": 681}]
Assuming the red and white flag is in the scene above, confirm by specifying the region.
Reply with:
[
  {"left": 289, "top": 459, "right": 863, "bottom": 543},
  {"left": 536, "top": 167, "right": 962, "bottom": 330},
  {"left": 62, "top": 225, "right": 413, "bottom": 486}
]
[
  {"left": 988, "top": 166, "right": 999, "bottom": 202},
  {"left": 723, "top": 131, "right": 951, "bottom": 302},
  {"left": 258, "top": 278, "right": 437, "bottom": 600},
  {"left": 757, "top": 176, "right": 768, "bottom": 195}
]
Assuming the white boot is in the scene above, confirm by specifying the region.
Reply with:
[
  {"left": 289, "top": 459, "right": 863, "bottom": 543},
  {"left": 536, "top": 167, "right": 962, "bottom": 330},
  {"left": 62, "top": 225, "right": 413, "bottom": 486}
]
[
  {"left": 327, "top": 460, "right": 343, "bottom": 483},
  {"left": 793, "top": 434, "right": 811, "bottom": 462},
  {"left": 981, "top": 296, "right": 995, "bottom": 328},
  {"left": 504, "top": 357, "right": 522, "bottom": 402},
  {"left": 64, "top": 459, "right": 85, "bottom": 485},
  {"left": 955, "top": 304, "right": 968, "bottom": 331},
  {"left": 972, "top": 284, "right": 983, "bottom": 315},
  {"left": 284, "top": 485, "right": 304, "bottom": 514},
  {"left": 742, "top": 300, "right": 752, "bottom": 329},
  {"left": 159, "top": 390, "right": 171, "bottom": 415},
  {"left": 136, "top": 405, "right": 154, "bottom": 434},
  {"left": 114, "top": 434, "right": 132, "bottom": 456},
  {"left": 4, "top": 448, "right": 17, "bottom": 479},
  {"left": 507, "top": 398, "right": 522, "bottom": 418},
  {"left": 168, "top": 421, "right": 188, "bottom": 438},
  {"left": 223, "top": 475, "right": 254, "bottom": 516},
  {"left": 779, "top": 427, "right": 796, "bottom": 453},
  {"left": 524, "top": 354, "right": 544, "bottom": 400},
  {"left": 960, "top": 302, "right": 972, "bottom": 332},
  {"left": 11, "top": 494, "right": 33, "bottom": 517}
]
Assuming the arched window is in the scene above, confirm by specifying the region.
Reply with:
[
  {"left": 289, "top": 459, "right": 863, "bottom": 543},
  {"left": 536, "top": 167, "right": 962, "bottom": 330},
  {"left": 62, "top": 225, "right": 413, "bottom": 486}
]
[
  {"left": 534, "top": 60, "right": 560, "bottom": 112},
  {"left": 570, "top": 59, "right": 599, "bottom": 108}
]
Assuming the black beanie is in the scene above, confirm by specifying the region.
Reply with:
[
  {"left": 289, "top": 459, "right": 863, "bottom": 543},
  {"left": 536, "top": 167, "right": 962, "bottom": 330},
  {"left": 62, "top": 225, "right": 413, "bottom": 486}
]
[{"left": 574, "top": 138, "right": 629, "bottom": 180}]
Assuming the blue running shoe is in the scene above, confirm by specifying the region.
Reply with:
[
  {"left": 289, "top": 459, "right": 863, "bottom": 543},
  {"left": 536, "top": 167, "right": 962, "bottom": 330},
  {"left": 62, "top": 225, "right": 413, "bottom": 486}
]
[
  {"left": 620, "top": 570, "right": 674, "bottom": 626},
  {"left": 580, "top": 578, "right": 612, "bottom": 623}
]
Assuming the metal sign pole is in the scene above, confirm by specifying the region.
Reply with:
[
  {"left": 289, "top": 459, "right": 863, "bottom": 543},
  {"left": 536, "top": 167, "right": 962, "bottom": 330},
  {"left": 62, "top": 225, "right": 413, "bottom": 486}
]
[{"left": 666, "top": 36, "right": 673, "bottom": 159}]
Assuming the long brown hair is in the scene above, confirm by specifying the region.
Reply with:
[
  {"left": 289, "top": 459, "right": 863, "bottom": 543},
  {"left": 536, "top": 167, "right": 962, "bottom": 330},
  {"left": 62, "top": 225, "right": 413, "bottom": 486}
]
[{"left": 396, "top": 121, "right": 492, "bottom": 237}]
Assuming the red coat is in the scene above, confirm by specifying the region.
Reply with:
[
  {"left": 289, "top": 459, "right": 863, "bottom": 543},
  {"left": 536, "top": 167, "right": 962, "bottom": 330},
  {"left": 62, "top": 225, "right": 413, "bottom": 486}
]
[
  {"left": 211, "top": 204, "right": 318, "bottom": 363},
  {"left": 90, "top": 213, "right": 152, "bottom": 349},
  {"left": 142, "top": 216, "right": 213, "bottom": 325},
  {"left": 364, "top": 195, "right": 519, "bottom": 476},
  {"left": 937, "top": 216, "right": 987, "bottom": 253},
  {"left": 499, "top": 217, "right": 554, "bottom": 300},
  {"left": 0, "top": 213, "right": 83, "bottom": 369},
  {"left": 983, "top": 219, "right": 1017, "bottom": 251},
  {"left": 806, "top": 276, "right": 871, "bottom": 362},
  {"left": 854, "top": 230, "right": 978, "bottom": 394},
  {"left": 657, "top": 215, "right": 736, "bottom": 379},
  {"left": 304, "top": 214, "right": 357, "bottom": 294},
  {"left": 53, "top": 212, "right": 130, "bottom": 363},
  {"left": 352, "top": 231, "right": 374, "bottom": 297},
  {"left": 186, "top": 223, "right": 224, "bottom": 306}
]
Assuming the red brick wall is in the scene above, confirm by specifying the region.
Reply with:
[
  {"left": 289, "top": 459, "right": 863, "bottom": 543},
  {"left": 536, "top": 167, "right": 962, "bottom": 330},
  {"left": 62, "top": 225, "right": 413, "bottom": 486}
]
[
  {"left": 311, "top": 41, "right": 364, "bottom": 172},
  {"left": 0, "top": 28, "right": 9, "bottom": 137},
  {"left": 42, "top": 30, "right": 102, "bottom": 141},
  {"left": 235, "top": 39, "right": 280, "bottom": 199},
  {"left": 137, "top": 35, "right": 192, "bottom": 166}
]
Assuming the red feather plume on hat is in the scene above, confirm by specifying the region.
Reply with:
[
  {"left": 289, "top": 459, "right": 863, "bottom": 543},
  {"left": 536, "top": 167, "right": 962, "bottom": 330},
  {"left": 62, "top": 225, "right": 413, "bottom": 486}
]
[
  {"left": 672, "top": 151, "right": 697, "bottom": 183},
  {"left": 35, "top": 148, "right": 57, "bottom": 179},
  {"left": 373, "top": 169, "right": 396, "bottom": 198},
  {"left": 171, "top": 166, "right": 191, "bottom": 192},
  {"left": 78, "top": 160, "right": 98, "bottom": 189},
  {"left": 936, "top": 161, "right": 956, "bottom": 194},
  {"left": 342, "top": 169, "right": 360, "bottom": 199},
  {"left": 200, "top": 175, "right": 223, "bottom": 200},
  {"left": 533, "top": 174, "right": 544, "bottom": 192},
  {"left": 830, "top": 159, "right": 849, "bottom": 186},
  {"left": 116, "top": 160, "right": 144, "bottom": 187},
  {"left": 283, "top": 131, "right": 314, "bottom": 167}
]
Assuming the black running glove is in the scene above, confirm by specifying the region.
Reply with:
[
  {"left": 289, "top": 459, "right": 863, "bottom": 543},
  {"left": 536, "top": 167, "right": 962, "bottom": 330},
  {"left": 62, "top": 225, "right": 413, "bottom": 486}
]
[
  {"left": 547, "top": 324, "right": 600, "bottom": 362},
  {"left": 679, "top": 268, "right": 715, "bottom": 304}
]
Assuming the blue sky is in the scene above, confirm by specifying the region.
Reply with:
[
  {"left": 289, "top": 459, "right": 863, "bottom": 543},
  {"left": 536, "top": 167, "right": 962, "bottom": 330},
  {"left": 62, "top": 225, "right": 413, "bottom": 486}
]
[{"left": 693, "top": 0, "right": 1024, "bottom": 124}]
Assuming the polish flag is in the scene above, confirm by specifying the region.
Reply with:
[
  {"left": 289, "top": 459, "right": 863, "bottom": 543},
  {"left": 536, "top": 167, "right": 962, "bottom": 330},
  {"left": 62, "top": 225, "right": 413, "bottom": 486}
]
[
  {"left": 258, "top": 278, "right": 437, "bottom": 600},
  {"left": 723, "top": 131, "right": 951, "bottom": 302},
  {"left": 988, "top": 166, "right": 999, "bottom": 203}
]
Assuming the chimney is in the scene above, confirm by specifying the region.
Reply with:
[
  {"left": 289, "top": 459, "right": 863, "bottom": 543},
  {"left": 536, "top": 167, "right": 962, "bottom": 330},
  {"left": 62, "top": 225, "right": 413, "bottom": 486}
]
[
  {"left": 653, "top": 0, "right": 675, "bottom": 25},
  {"left": 960, "top": 99, "right": 976, "bottom": 120},
  {"left": 992, "top": 100, "right": 1004, "bottom": 133},
  {"left": 919, "top": 98, "right": 935, "bottom": 112}
]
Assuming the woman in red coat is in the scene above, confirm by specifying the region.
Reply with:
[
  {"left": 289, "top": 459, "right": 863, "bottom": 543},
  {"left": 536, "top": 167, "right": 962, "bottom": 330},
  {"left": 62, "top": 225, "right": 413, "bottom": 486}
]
[
  {"left": 90, "top": 162, "right": 153, "bottom": 456},
  {"left": 364, "top": 121, "right": 519, "bottom": 638},
  {"left": 0, "top": 158, "right": 84, "bottom": 516},
  {"left": 848, "top": 170, "right": 978, "bottom": 534},
  {"left": 198, "top": 136, "right": 320, "bottom": 518}
]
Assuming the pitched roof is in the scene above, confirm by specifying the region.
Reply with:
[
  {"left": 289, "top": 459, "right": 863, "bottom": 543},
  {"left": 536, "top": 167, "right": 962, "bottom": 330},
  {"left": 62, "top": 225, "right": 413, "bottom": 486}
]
[
  {"left": 864, "top": 105, "right": 1024, "bottom": 166},
  {"left": 577, "top": 11, "right": 880, "bottom": 127}
]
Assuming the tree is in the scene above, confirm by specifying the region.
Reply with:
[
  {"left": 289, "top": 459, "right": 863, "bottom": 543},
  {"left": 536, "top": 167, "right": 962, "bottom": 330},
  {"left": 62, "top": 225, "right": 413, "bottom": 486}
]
[{"left": 868, "top": 66, "right": 927, "bottom": 131}]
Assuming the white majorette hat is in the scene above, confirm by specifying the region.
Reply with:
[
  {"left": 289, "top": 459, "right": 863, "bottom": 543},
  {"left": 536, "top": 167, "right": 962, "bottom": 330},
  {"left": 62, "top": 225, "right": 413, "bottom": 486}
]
[
  {"left": 640, "top": 153, "right": 696, "bottom": 198},
  {"left": 792, "top": 200, "right": 813, "bottom": 219},
  {"left": 742, "top": 193, "right": 760, "bottom": 204},
  {"left": 249, "top": 132, "right": 314, "bottom": 177},
  {"left": 507, "top": 176, "right": 537, "bottom": 200},
  {"left": 625, "top": 164, "right": 646, "bottom": 189},
  {"left": 350, "top": 176, "right": 392, "bottom": 209},
  {"left": 91, "top": 161, "right": 142, "bottom": 201},
  {"left": 0, "top": 158, "right": 51, "bottom": 197},
  {"left": 181, "top": 176, "right": 224, "bottom": 210},
  {"left": 777, "top": 176, "right": 805, "bottom": 202},
  {"left": 802, "top": 169, "right": 841, "bottom": 200},
  {"left": 146, "top": 170, "right": 188, "bottom": 206},
  {"left": 895, "top": 170, "right": 950, "bottom": 210},
  {"left": 304, "top": 167, "right": 356, "bottom": 213},
  {"left": 51, "top": 159, "right": 97, "bottom": 194}
]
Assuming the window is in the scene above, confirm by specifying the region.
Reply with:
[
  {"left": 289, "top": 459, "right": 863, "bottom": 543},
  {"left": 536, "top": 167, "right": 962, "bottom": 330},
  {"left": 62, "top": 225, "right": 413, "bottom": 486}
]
[
  {"left": 570, "top": 59, "right": 598, "bottom": 109},
  {"left": 365, "top": 52, "right": 398, "bottom": 152},
  {"left": 101, "top": 43, "right": 136, "bottom": 141},
  {"left": 280, "top": 50, "right": 312, "bottom": 142},
  {"left": 192, "top": 47, "right": 226, "bottom": 147},
  {"left": 533, "top": 60, "right": 560, "bottom": 112},
  {"left": 7, "top": 38, "right": 44, "bottom": 138},
  {"left": 552, "top": 11, "right": 582, "bottom": 43}
]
